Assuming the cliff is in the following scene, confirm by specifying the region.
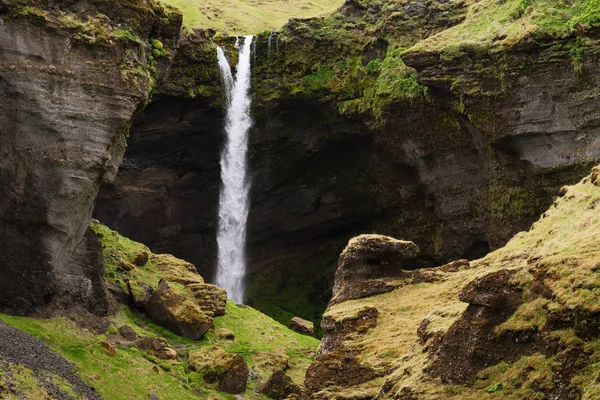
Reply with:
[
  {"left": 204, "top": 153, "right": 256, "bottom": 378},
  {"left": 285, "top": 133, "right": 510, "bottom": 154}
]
[
  {"left": 0, "top": 0, "right": 181, "bottom": 315},
  {"left": 94, "top": 0, "right": 600, "bottom": 328},
  {"left": 305, "top": 164, "right": 600, "bottom": 399}
]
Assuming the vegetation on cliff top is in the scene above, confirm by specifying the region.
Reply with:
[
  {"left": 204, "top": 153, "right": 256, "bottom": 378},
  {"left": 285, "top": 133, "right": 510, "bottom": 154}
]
[
  {"left": 405, "top": 0, "right": 600, "bottom": 56},
  {"left": 1, "top": 223, "right": 319, "bottom": 399},
  {"left": 162, "top": 0, "right": 343, "bottom": 34}
]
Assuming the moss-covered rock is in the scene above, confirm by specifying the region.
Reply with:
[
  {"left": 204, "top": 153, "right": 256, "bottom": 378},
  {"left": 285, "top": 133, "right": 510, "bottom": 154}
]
[
  {"left": 189, "top": 346, "right": 249, "bottom": 394},
  {"left": 145, "top": 279, "right": 213, "bottom": 340}
]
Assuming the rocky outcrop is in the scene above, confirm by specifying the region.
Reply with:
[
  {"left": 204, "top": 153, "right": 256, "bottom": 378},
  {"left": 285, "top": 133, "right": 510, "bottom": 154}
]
[
  {"left": 145, "top": 279, "right": 213, "bottom": 340},
  {"left": 260, "top": 369, "right": 302, "bottom": 399},
  {"left": 0, "top": 0, "right": 181, "bottom": 315},
  {"left": 332, "top": 234, "right": 420, "bottom": 304},
  {"left": 300, "top": 166, "right": 600, "bottom": 399},
  {"left": 188, "top": 283, "right": 227, "bottom": 316},
  {"left": 188, "top": 346, "right": 249, "bottom": 394}
]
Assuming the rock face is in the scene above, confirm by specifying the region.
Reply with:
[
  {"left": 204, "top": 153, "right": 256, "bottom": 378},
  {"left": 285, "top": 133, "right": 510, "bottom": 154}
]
[
  {"left": 94, "top": 17, "right": 600, "bottom": 329},
  {"left": 188, "top": 346, "right": 249, "bottom": 394},
  {"left": 145, "top": 279, "right": 213, "bottom": 340},
  {"left": 332, "top": 234, "right": 420, "bottom": 304},
  {"left": 289, "top": 317, "right": 314, "bottom": 336},
  {"left": 0, "top": 0, "right": 181, "bottom": 315}
]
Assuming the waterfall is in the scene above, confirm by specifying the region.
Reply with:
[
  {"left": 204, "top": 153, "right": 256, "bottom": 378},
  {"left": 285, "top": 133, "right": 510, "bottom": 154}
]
[{"left": 215, "top": 35, "right": 254, "bottom": 304}]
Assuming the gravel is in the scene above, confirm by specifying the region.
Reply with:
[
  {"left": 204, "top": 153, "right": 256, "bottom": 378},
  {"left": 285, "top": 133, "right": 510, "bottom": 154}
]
[{"left": 0, "top": 321, "right": 103, "bottom": 399}]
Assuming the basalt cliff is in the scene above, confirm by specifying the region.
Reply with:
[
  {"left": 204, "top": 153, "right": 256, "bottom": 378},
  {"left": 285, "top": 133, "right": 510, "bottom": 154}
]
[
  {"left": 0, "top": 0, "right": 182, "bottom": 315},
  {"left": 94, "top": 0, "right": 600, "bottom": 325},
  {"left": 1, "top": 0, "right": 600, "bottom": 398}
]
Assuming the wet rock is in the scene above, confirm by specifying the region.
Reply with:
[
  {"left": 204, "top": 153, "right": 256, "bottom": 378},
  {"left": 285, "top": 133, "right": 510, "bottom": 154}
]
[
  {"left": 145, "top": 279, "right": 213, "bottom": 340},
  {"left": 332, "top": 235, "right": 420, "bottom": 304},
  {"left": 189, "top": 346, "right": 249, "bottom": 394},
  {"left": 259, "top": 370, "right": 302, "bottom": 399},
  {"left": 289, "top": 317, "right": 314, "bottom": 336}
]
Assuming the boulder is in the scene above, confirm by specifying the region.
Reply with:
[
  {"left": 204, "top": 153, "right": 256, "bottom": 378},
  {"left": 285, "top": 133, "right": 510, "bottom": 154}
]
[
  {"left": 289, "top": 317, "right": 314, "bottom": 336},
  {"left": 188, "top": 283, "right": 228, "bottom": 316},
  {"left": 134, "top": 251, "right": 149, "bottom": 266},
  {"left": 134, "top": 336, "right": 177, "bottom": 360},
  {"left": 259, "top": 370, "right": 302, "bottom": 399},
  {"left": 119, "top": 325, "right": 137, "bottom": 341},
  {"left": 189, "top": 346, "right": 249, "bottom": 394},
  {"left": 332, "top": 235, "right": 420, "bottom": 304},
  {"left": 128, "top": 280, "right": 154, "bottom": 309},
  {"left": 216, "top": 328, "right": 235, "bottom": 340},
  {"left": 145, "top": 279, "right": 213, "bottom": 340}
]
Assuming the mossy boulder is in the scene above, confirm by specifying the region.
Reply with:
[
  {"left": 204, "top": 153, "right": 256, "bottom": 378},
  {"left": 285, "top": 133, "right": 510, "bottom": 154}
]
[
  {"left": 188, "top": 283, "right": 228, "bottom": 317},
  {"left": 127, "top": 280, "right": 154, "bottom": 309},
  {"left": 188, "top": 346, "right": 249, "bottom": 394},
  {"left": 289, "top": 317, "right": 314, "bottom": 336},
  {"left": 145, "top": 279, "right": 213, "bottom": 340},
  {"left": 259, "top": 369, "right": 302, "bottom": 399}
]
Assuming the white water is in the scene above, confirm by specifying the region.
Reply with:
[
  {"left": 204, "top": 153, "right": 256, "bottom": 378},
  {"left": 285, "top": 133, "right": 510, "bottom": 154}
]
[{"left": 215, "top": 35, "right": 254, "bottom": 304}]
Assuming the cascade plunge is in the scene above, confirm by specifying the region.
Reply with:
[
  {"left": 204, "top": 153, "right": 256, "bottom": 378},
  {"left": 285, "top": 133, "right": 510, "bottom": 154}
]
[{"left": 215, "top": 36, "right": 254, "bottom": 304}]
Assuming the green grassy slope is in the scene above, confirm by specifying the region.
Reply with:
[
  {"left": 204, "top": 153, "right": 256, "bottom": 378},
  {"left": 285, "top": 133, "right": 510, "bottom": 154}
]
[
  {"left": 162, "top": 0, "right": 343, "bottom": 34},
  {"left": 1, "top": 224, "right": 319, "bottom": 399}
]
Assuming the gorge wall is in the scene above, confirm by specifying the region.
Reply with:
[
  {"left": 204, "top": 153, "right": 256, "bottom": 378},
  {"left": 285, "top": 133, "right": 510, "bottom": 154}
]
[
  {"left": 0, "top": 0, "right": 181, "bottom": 315},
  {"left": 94, "top": 0, "right": 600, "bottom": 324}
]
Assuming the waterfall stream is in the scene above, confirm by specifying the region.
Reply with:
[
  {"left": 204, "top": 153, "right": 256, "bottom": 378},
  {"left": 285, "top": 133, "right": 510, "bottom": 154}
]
[{"left": 215, "top": 36, "right": 254, "bottom": 304}]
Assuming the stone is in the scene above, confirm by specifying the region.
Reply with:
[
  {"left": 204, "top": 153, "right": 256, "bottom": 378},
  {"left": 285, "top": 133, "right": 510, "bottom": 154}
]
[
  {"left": 145, "top": 279, "right": 213, "bottom": 340},
  {"left": 216, "top": 328, "right": 235, "bottom": 340},
  {"left": 128, "top": 280, "right": 154, "bottom": 309},
  {"left": 119, "top": 325, "right": 137, "bottom": 341},
  {"left": 189, "top": 346, "right": 249, "bottom": 394},
  {"left": 134, "top": 251, "right": 149, "bottom": 266},
  {"left": 259, "top": 370, "right": 302, "bottom": 399},
  {"left": 332, "top": 235, "right": 420, "bottom": 304},
  {"left": 288, "top": 317, "right": 314, "bottom": 336},
  {"left": 188, "top": 283, "right": 228, "bottom": 316},
  {"left": 99, "top": 341, "right": 116, "bottom": 356},
  {"left": 0, "top": 0, "right": 181, "bottom": 316}
]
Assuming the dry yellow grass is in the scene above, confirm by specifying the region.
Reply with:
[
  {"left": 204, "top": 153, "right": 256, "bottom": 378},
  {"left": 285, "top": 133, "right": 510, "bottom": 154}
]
[{"left": 323, "top": 165, "right": 600, "bottom": 398}]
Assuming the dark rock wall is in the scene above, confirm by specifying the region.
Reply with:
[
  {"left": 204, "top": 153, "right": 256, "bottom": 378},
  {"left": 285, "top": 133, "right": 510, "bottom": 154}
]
[
  {"left": 94, "top": 8, "right": 600, "bottom": 324},
  {"left": 94, "top": 94, "right": 224, "bottom": 280},
  {"left": 0, "top": 1, "right": 181, "bottom": 315}
]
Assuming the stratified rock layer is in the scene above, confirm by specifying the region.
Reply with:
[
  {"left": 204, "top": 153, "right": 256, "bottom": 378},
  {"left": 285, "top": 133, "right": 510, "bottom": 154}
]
[{"left": 0, "top": 0, "right": 181, "bottom": 315}]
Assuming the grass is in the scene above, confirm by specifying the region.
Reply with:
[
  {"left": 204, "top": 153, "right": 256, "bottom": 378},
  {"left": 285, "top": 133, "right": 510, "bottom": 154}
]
[
  {"left": 161, "top": 0, "right": 343, "bottom": 34},
  {"left": 0, "top": 222, "right": 319, "bottom": 399},
  {"left": 316, "top": 165, "right": 600, "bottom": 398},
  {"left": 405, "top": 0, "right": 600, "bottom": 56}
]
